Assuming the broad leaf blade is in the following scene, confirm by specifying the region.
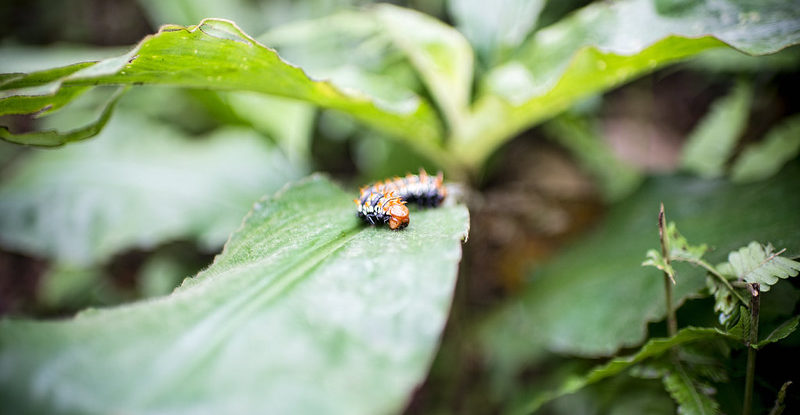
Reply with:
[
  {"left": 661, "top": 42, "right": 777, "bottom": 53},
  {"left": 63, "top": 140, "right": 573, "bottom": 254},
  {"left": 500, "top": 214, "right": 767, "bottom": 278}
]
[
  {"left": 0, "top": 87, "right": 125, "bottom": 146},
  {"left": 448, "top": 0, "right": 545, "bottom": 65},
  {"left": 0, "top": 176, "right": 470, "bottom": 414},
  {"left": 520, "top": 327, "right": 727, "bottom": 413},
  {"left": 375, "top": 4, "right": 474, "bottom": 135},
  {"left": 0, "top": 112, "right": 301, "bottom": 265},
  {"left": 663, "top": 364, "right": 721, "bottom": 415},
  {"left": 731, "top": 114, "right": 800, "bottom": 182},
  {"left": 0, "top": 18, "right": 443, "bottom": 147},
  {"left": 455, "top": 0, "right": 800, "bottom": 167},
  {"left": 680, "top": 81, "right": 752, "bottom": 178}
]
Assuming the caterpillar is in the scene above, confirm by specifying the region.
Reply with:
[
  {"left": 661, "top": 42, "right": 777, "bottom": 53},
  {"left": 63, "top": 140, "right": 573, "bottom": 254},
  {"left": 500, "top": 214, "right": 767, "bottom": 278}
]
[{"left": 355, "top": 169, "right": 446, "bottom": 230}]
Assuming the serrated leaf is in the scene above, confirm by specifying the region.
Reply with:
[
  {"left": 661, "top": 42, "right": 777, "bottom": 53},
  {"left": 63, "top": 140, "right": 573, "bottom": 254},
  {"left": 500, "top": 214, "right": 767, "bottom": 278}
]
[
  {"left": 519, "top": 327, "right": 729, "bottom": 413},
  {"left": 663, "top": 363, "right": 721, "bottom": 415},
  {"left": 0, "top": 112, "right": 301, "bottom": 266},
  {"left": 454, "top": 0, "right": 800, "bottom": 167},
  {"left": 731, "top": 114, "right": 800, "bottom": 183},
  {"left": 721, "top": 242, "right": 800, "bottom": 292},
  {"left": 0, "top": 18, "right": 442, "bottom": 147},
  {"left": 479, "top": 161, "right": 800, "bottom": 363},
  {"left": 680, "top": 81, "right": 752, "bottom": 178},
  {"left": 375, "top": 4, "right": 474, "bottom": 136},
  {"left": 0, "top": 175, "right": 471, "bottom": 414},
  {"left": 756, "top": 315, "right": 800, "bottom": 349}
]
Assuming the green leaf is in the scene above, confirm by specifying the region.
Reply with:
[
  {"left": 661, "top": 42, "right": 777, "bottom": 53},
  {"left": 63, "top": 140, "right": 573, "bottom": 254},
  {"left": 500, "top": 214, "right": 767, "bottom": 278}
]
[
  {"left": 720, "top": 241, "right": 800, "bottom": 292},
  {"left": 0, "top": 175, "right": 470, "bottom": 414},
  {"left": 662, "top": 363, "right": 721, "bottom": 415},
  {"left": 726, "top": 305, "right": 752, "bottom": 341},
  {"left": 731, "top": 114, "right": 800, "bottom": 183},
  {"left": 756, "top": 315, "right": 800, "bottom": 349},
  {"left": 664, "top": 222, "right": 709, "bottom": 264},
  {"left": 0, "top": 112, "right": 301, "bottom": 266},
  {"left": 519, "top": 327, "right": 727, "bottom": 413},
  {"left": 454, "top": 0, "right": 800, "bottom": 167},
  {"left": 706, "top": 277, "right": 743, "bottom": 326},
  {"left": 137, "top": 252, "right": 196, "bottom": 298},
  {"left": 375, "top": 4, "right": 474, "bottom": 135},
  {"left": 37, "top": 264, "right": 107, "bottom": 309},
  {"left": 543, "top": 115, "right": 643, "bottom": 202},
  {"left": 680, "top": 81, "right": 752, "bottom": 178},
  {"left": 0, "top": 87, "right": 126, "bottom": 146},
  {"left": 689, "top": 47, "right": 800, "bottom": 73},
  {"left": 643, "top": 249, "right": 676, "bottom": 283},
  {"left": 448, "top": 0, "right": 545, "bottom": 64},
  {"left": 219, "top": 92, "right": 315, "bottom": 167},
  {"left": 0, "top": 18, "right": 443, "bottom": 148},
  {"left": 479, "top": 161, "right": 800, "bottom": 362},
  {"left": 0, "top": 85, "right": 90, "bottom": 117},
  {"left": 769, "top": 381, "right": 793, "bottom": 415}
]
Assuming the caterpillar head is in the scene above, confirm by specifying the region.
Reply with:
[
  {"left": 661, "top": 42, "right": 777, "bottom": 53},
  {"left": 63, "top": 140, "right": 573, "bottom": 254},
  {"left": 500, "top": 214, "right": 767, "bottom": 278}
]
[{"left": 387, "top": 201, "right": 409, "bottom": 230}]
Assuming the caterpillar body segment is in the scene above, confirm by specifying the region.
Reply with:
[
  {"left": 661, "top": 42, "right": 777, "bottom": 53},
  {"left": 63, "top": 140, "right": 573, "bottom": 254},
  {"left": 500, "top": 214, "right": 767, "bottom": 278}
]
[{"left": 354, "top": 169, "right": 446, "bottom": 230}]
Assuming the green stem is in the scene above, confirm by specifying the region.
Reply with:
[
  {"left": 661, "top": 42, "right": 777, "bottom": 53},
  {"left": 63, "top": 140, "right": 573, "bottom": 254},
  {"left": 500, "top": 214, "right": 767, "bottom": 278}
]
[
  {"left": 743, "top": 283, "right": 760, "bottom": 415},
  {"left": 664, "top": 272, "right": 677, "bottom": 337},
  {"left": 658, "top": 203, "right": 678, "bottom": 337}
]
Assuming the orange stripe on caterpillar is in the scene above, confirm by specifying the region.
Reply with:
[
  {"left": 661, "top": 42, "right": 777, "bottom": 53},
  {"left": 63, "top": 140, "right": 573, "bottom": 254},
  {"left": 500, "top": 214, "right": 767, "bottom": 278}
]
[{"left": 354, "top": 169, "right": 446, "bottom": 230}]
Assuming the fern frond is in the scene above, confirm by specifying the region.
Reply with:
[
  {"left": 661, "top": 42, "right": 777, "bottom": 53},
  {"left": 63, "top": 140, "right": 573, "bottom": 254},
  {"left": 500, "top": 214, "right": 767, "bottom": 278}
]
[
  {"left": 663, "top": 363, "right": 721, "bottom": 415},
  {"left": 719, "top": 242, "right": 800, "bottom": 292}
]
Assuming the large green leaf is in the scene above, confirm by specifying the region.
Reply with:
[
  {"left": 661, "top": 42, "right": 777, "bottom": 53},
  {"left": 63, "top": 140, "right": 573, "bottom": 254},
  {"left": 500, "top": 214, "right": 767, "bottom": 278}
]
[
  {"left": 0, "top": 87, "right": 126, "bottom": 146},
  {"left": 0, "top": 18, "right": 443, "bottom": 147},
  {"left": 257, "top": 10, "right": 423, "bottom": 106},
  {"left": 731, "top": 114, "right": 800, "bottom": 182},
  {"left": 662, "top": 363, "right": 720, "bottom": 415},
  {"left": 519, "top": 327, "right": 728, "bottom": 414},
  {"left": 0, "top": 175, "right": 470, "bottom": 414},
  {"left": 454, "top": 0, "right": 800, "bottom": 167},
  {"left": 479, "top": 161, "right": 800, "bottom": 365},
  {"left": 680, "top": 81, "right": 752, "bottom": 178},
  {"left": 448, "top": 0, "right": 546, "bottom": 65},
  {"left": 375, "top": 4, "right": 474, "bottom": 136},
  {"left": 0, "top": 112, "right": 301, "bottom": 266},
  {"left": 218, "top": 92, "right": 316, "bottom": 167}
]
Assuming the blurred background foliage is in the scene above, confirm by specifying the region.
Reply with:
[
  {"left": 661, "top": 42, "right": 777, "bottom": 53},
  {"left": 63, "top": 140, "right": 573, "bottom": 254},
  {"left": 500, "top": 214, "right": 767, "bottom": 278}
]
[{"left": 1, "top": 0, "right": 800, "bottom": 414}]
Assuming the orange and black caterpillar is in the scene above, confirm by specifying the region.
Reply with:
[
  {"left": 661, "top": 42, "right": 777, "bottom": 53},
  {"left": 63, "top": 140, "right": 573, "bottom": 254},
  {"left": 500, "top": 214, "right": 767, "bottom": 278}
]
[{"left": 355, "top": 169, "right": 447, "bottom": 230}]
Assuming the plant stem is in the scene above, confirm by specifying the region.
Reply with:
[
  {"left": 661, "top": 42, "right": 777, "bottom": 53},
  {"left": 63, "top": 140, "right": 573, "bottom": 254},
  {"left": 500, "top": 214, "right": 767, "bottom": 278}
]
[
  {"left": 693, "top": 258, "right": 749, "bottom": 305},
  {"left": 768, "top": 381, "right": 792, "bottom": 415},
  {"left": 658, "top": 204, "right": 678, "bottom": 337},
  {"left": 743, "top": 282, "right": 760, "bottom": 415}
]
